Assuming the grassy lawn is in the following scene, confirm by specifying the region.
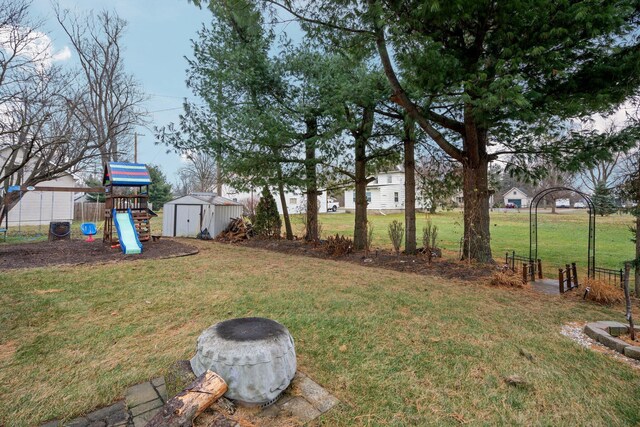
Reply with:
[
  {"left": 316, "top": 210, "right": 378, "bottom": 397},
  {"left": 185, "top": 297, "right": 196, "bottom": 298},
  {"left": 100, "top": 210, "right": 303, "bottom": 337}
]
[
  {"left": 297, "top": 209, "right": 635, "bottom": 275},
  {"left": 2, "top": 240, "right": 640, "bottom": 426}
]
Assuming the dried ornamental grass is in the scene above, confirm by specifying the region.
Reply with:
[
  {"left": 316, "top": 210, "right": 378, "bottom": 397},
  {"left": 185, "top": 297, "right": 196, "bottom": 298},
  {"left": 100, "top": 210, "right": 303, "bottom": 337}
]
[
  {"left": 490, "top": 270, "right": 524, "bottom": 288},
  {"left": 324, "top": 234, "right": 353, "bottom": 257},
  {"left": 583, "top": 278, "right": 624, "bottom": 305}
]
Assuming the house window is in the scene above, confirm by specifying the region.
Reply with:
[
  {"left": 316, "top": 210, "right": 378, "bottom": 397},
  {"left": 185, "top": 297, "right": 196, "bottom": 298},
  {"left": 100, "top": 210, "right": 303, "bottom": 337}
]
[
  {"left": 394, "top": 192, "right": 399, "bottom": 202},
  {"left": 387, "top": 176, "right": 392, "bottom": 183},
  {"left": 353, "top": 192, "right": 373, "bottom": 203},
  {"left": 374, "top": 177, "right": 378, "bottom": 184},
  {"left": 513, "top": 191, "right": 517, "bottom": 195},
  {"left": 289, "top": 197, "right": 297, "bottom": 205},
  {"left": 232, "top": 198, "right": 237, "bottom": 202}
]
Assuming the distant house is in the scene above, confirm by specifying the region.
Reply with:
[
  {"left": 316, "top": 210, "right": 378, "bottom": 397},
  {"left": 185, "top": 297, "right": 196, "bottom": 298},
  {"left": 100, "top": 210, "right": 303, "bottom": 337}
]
[
  {"left": 343, "top": 168, "right": 430, "bottom": 212},
  {"left": 503, "top": 187, "right": 530, "bottom": 208},
  {"left": 222, "top": 185, "right": 329, "bottom": 214},
  {"left": 1, "top": 148, "right": 80, "bottom": 226}
]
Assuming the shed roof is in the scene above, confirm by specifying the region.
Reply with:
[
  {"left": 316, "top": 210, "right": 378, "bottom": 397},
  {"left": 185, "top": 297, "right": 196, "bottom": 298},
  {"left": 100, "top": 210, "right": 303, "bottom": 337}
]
[
  {"left": 103, "top": 162, "right": 151, "bottom": 186},
  {"left": 165, "top": 193, "right": 242, "bottom": 206},
  {"left": 191, "top": 192, "right": 242, "bottom": 206}
]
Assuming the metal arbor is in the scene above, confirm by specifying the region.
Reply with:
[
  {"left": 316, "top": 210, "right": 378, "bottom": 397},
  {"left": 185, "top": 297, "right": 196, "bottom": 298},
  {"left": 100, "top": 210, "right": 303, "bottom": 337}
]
[{"left": 529, "top": 187, "right": 595, "bottom": 278}]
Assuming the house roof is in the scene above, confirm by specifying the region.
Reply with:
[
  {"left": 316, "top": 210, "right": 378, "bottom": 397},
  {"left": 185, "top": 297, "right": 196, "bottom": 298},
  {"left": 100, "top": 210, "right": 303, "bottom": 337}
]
[
  {"left": 503, "top": 187, "right": 528, "bottom": 197},
  {"left": 103, "top": 162, "right": 151, "bottom": 187}
]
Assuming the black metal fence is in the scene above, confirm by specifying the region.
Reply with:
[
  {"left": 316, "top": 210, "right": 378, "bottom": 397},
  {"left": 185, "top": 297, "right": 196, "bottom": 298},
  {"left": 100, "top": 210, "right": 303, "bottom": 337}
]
[{"left": 593, "top": 266, "right": 626, "bottom": 288}]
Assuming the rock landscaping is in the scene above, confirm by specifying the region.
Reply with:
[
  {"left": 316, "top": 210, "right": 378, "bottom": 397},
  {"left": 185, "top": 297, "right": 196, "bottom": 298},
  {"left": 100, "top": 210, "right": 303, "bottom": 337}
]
[{"left": 584, "top": 321, "right": 640, "bottom": 360}]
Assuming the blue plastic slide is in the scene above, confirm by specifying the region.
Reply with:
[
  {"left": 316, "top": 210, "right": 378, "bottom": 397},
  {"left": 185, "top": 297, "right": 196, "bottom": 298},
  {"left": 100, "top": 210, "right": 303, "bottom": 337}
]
[{"left": 113, "top": 208, "right": 142, "bottom": 255}]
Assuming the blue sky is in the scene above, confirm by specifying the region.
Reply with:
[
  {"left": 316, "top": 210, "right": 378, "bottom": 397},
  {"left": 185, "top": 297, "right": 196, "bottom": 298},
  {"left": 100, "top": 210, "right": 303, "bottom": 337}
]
[{"left": 31, "top": 0, "right": 212, "bottom": 183}]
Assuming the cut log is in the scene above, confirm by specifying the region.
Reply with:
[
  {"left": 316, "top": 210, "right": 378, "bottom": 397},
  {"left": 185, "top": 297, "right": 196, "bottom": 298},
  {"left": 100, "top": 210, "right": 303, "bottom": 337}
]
[
  {"left": 146, "top": 370, "right": 228, "bottom": 427},
  {"left": 215, "top": 217, "right": 254, "bottom": 242}
]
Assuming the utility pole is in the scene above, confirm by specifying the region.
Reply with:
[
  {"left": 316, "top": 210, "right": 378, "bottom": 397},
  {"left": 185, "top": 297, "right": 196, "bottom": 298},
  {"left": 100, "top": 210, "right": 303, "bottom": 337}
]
[
  {"left": 134, "top": 132, "right": 146, "bottom": 163},
  {"left": 133, "top": 132, "right": 145, "bottom": 196}
]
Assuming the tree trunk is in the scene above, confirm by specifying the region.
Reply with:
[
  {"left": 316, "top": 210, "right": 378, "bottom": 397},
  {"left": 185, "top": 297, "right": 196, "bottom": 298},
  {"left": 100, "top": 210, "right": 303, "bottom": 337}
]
[
  {"left": 635, "top": 208, "right": 640, "bottom": 296},
  {"left": 277, "top": 169, "right": 293, "bottom": 240},
  {"left": 304, "top": 117, "right": 318, "bottom": 242},
  {"left": 461, "top": 156, "right": 492, "bottom": 262},
  {"left": 353, "top": 135, "right": 368, "bottom": 250},
  {"left": 403, "top": 116, "right": 416, "bottom": 254}
]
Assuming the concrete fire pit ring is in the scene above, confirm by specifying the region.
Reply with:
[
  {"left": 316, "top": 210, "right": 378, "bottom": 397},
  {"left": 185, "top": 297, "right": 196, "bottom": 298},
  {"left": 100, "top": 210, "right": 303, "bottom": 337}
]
[{"left": 190, "top": 317, "right": 296, "bottom": 406}]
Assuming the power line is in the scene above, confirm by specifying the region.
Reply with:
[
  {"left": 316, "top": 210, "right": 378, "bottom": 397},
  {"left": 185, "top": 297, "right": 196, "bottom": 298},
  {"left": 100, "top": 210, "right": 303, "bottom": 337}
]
[
  {"left": 148, "top": 93, "right": 188, "bottom": 99},
  {"left": 148, "top": 107, "right": 184, "bottom": 114}
]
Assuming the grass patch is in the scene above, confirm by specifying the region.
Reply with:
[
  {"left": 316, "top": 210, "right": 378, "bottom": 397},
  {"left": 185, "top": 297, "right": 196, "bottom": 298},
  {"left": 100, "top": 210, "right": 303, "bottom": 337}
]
[
  {"left": 1, "top": 241, "right": 640, "bottom": 425},
  {"left": 299, "top": 209, "right": 635, "bottom": 275}
]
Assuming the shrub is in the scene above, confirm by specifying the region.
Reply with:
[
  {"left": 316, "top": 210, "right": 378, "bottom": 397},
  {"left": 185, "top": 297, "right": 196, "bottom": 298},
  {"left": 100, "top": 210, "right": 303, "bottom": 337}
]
[
  {"left": 365, "top": 221, "right": 374, "bottom": 257},
  {"left": 490, "top": 270, "right": 524, "bottom": 288},
  {"left": 324, "top": 234, "right": 353, "bottom": 257},
  {"left": 388, "top": 220, "right": 404, "bottom": 257},
  {"left": 422, "top": 220, "right": 439, "bottom": 264},
  {"left": 253, "top": 187, "right": 281, "bottom": 238},
  {"left": 584, "top": 278, "right": 624, "bottom": 304}
]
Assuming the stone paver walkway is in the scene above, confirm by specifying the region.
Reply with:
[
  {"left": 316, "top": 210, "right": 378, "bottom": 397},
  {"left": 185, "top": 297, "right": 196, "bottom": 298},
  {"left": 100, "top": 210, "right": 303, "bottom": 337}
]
[
  {"left": 125, "top": 377, "right": 167, "bottom": 427},
  {"left": 531, "top": 278, "right": 560, "bottom": 295},
  {"left": 41, "top": 377, "right": 166, "bottom": 427},
  {"left": 41, "top": 371, "right": 336, "bottom": 426}
]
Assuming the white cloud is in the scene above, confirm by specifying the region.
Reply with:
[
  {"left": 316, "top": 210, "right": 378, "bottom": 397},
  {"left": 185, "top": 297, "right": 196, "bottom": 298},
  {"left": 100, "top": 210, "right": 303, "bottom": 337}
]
[
  {"left": 0, "top": 26, "right": 72, "bottom": 70},
  {"left": 571, "top": 100, "right": 638, "bottom": 134},
  {"left": 51, "top": 45, "right": 72, "bottom": 63}
]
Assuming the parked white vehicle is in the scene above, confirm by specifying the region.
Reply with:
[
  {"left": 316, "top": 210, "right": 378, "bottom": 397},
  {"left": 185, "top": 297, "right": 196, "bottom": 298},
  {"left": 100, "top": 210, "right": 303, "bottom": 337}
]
[
  {"left": 327, "top": 199, "right": 340, "bottom": 212},
  {"left": 574, "top": 202, "right": 586, "bottom": 208}
]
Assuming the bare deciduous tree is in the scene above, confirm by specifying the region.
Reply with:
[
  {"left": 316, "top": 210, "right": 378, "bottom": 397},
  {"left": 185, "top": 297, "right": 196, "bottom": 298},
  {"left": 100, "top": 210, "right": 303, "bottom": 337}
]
[
  {"left": 1, "top": 2, "right": 145, "bottom": 224},
  {"left": 534, "top": 166, "right": 576, "bottom": 213},
  {"left": 55, "top": 6, "right": 146, "bottom": 163},
  {"left": 176, "top": 152, "right": 219, "bottom": 194},
  {"left": 0, "top": 1, "right": 95, "bottom": 222}
]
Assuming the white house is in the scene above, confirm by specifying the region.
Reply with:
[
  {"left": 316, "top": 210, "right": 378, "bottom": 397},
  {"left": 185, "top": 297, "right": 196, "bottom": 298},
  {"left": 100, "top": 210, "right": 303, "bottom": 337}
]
[
  {"left": 503, "top": 187, "right": 530, "bottom": 208},
  {"left": 343, "top": 169, "right": 430, "bottom": 212},
  {"left": 223, "top": 185, "right": 329, "bottom": 214},
  {"left": 1, "top": 149, "right": 80, "bottom": 226}
]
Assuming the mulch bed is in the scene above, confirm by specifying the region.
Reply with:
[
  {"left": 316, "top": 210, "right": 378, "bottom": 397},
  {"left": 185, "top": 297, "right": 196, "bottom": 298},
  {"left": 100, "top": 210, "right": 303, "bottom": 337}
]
[
  {"left": 236, "top": 238, "right": 494, "bottom": 283},
  {"left": 0, "top": 238, "right": 198, "bottom": 270}
]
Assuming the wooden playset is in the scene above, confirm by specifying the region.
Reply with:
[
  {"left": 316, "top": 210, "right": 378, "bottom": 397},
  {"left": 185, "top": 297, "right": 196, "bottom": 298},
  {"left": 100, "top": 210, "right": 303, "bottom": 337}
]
[{"left": 102, "top": 162, "right": 152, "bottom": 245}]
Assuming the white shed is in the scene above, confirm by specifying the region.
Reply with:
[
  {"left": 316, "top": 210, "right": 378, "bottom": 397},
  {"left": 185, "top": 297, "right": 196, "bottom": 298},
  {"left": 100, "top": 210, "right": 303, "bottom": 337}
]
[{"left": 162, "top": 193, "right": 243, "bottom": 238}]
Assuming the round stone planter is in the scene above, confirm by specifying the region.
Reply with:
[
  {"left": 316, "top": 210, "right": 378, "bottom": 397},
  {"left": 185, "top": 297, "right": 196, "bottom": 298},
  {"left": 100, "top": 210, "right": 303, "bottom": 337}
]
[{"left": 190, "top": 317, "right": 296, "bottom": 406}]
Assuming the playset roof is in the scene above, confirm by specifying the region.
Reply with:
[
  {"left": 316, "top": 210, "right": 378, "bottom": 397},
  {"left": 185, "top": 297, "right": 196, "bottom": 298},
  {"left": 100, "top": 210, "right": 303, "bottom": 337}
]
[{"left": 103, "top": 162, "right": 151, "bottom": 187}]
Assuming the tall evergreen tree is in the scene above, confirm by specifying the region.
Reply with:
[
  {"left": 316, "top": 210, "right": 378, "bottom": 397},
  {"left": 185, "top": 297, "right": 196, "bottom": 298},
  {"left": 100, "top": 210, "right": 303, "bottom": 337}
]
[
  {"left": 254, "top": 186, "right": 282, "bottom": 238},
  {"left": 262, "top": 0, "right": 640, "bottom": 262},
  {"left": 147, "top": 165, "right": 173, "bottom": 208},
  {"left": 593, "top": 181, "right": 617, "bottom": 216}
]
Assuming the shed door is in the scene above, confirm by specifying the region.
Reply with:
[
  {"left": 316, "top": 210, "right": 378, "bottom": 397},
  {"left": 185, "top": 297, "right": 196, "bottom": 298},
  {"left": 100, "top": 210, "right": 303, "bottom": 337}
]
[
  {"left": 175, "top": 205, "right": 202, "bottom": 237},
  {"left": 507, "top": 199, "right": 521, "bottom": 208}
]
